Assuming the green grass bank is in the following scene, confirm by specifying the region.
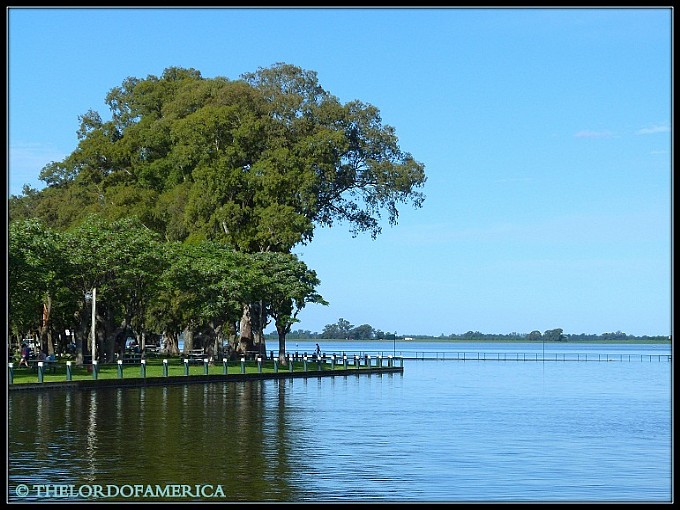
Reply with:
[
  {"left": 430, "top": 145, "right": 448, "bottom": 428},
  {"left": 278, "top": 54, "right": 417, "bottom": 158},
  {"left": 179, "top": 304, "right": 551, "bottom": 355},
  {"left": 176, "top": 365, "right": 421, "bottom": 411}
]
[{"left": 7, "top": 355, "right": 403, "bottom": 391}]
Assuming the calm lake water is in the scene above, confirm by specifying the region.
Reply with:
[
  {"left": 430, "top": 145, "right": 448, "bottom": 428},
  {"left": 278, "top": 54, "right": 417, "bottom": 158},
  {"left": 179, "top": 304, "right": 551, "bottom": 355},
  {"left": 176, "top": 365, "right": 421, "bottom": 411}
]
[{"left": 7, "top": 342, "right": 672, "bottom": 503}]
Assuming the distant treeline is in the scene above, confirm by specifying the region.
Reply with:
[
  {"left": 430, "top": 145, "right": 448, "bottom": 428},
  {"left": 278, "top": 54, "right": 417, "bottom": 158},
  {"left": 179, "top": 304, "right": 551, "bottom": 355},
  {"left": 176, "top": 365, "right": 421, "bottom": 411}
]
[{"left": 266, "top": 321, "right": 670, "bottom": 343}]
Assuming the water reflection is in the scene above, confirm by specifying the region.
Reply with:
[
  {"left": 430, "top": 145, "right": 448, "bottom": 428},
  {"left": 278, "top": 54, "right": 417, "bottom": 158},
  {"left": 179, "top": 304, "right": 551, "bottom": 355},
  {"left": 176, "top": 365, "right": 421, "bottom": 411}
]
[
  {"left": 85, "top": 391, "right": 98, "bottom": 484},
  {"left": 9, "top": 380, "right": 317, "bottom": 501},
  {"left": 8, "top": 356, "right": 670, "bottom": 502}
]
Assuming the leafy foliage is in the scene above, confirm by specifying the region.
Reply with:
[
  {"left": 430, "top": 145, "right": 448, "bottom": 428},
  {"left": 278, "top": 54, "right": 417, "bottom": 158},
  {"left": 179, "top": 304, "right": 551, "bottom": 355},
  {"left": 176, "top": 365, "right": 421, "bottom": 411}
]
[
  {"left": 11, "top": 63, "right": 426, "bottom": 251},
  {"left": 9, "top": 63, "right": 426, "bottom": 354}
]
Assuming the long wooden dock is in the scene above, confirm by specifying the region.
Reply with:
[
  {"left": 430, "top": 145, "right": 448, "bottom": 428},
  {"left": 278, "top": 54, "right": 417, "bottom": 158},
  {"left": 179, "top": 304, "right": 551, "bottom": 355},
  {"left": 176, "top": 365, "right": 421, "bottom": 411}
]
[{"left": 399, "top": 351, "right": 671, "bottom": 362}]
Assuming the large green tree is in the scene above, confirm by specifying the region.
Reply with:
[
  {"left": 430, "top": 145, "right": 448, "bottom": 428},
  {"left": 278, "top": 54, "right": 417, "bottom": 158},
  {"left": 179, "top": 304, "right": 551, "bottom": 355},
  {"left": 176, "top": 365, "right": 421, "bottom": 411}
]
[
  {"left": 13, "top": 63, "right": 426, "bottom": 245},
  {"left": 65, "top": 215, "right": 168, "bottom": 363},
  {"left": 10, "top": 63, "right": 426, "bottom": 353},
  {"left": 321, "top": 318, "right": 354, "bottom": 339},
  {"left": 164, "top": 240, "right": 247, "bottom": 357},
  {"left": 249, "top": 251, "right": 327, "bottom": 362},
  {"left": 8, "top": 218, "right": 75, "bottom": 355}
]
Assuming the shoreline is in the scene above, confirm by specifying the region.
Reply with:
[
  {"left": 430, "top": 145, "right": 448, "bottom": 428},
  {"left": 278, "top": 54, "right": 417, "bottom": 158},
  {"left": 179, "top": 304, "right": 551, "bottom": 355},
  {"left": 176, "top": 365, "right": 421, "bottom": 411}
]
[
  {"left": 281, "top": 338, "right": 671, "bottom": 345},
  {"left": 8, "top": 362, "right": 404, "bottom": 393}
]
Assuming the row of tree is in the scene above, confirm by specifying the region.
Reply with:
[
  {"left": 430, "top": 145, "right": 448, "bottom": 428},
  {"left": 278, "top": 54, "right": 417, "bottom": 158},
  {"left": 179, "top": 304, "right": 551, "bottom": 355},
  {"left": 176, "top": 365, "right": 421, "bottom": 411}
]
[
  {"left": 8, "top": 63, "right": 427, "bottom": 362},
  {"left": 318, "top": 318, "right": 400, "bottom": 340},
  {"left": 268, "top": 325, "right": 668, "bottom": 342},
  {"left": 9, "top": 216, "right": 325, "bottom": 364},
  {"left": 263, "top": 318, "right": 397, "bottom": 340}
]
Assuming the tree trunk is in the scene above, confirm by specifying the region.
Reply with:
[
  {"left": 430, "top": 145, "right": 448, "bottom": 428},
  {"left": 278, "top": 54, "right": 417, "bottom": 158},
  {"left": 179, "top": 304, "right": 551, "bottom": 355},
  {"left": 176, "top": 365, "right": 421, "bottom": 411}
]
[
  {"left": 109, "top": 326, "right": 125, "bottom": 361},
  {"left": 182, "top": 326, "right": 194, "bottom": 355},
  {"left": 101, "top": 303, "right": 116, "bottom": 363},
  {"left": 213, "top": 334, "right": 221, "bottom": 362},
  {"left": 277, "top": 326, "right": 287, "bottom": 364},
  {"left": 38, "top": 297, "right": 53, "bottom": 355},
  {"left": 239, "top": 304, "right": 255, "bottom": 357},
  {"left": 225, "top": 321, "right": 238, "bottom": 360},
  {"left": 163, "top": 330, "right": 180, "bottom": 356},
  {"left": 240, "top": 302, "right": 267, "bottom": 359},
  {"left": 206, "top": 320, "right": 222, "bottom": 362},
  {"left": 252, "top": 300, "right": 267, "bottom": 358}
]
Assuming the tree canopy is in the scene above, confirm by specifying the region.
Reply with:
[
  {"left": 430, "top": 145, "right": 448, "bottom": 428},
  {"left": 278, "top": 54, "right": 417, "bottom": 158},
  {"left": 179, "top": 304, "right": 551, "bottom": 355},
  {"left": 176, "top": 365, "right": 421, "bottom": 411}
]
[
  {"left": 11, "top": 63, "right": 426, "bottom": 252},
  {"left": 9, "top": 63, "right": 427, "bottom": 358}
]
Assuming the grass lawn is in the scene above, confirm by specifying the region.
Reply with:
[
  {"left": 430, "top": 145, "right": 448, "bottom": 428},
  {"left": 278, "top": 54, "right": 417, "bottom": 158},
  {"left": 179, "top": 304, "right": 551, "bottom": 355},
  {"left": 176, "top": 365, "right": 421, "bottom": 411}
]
[{"left": 8, "top": 356, "right": 382, "bottom": 386}]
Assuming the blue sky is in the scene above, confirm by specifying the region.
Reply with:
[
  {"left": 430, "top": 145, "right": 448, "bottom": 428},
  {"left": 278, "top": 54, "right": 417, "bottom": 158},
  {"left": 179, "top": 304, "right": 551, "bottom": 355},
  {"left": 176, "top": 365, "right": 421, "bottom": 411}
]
[{"left": 7, "top": 7, "right": 672, "bottom": 337}]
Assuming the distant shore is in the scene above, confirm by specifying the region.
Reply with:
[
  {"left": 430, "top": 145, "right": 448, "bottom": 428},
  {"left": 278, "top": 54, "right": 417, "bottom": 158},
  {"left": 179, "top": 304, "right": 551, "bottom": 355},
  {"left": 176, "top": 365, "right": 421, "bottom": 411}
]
[{"left": 282, "top": 338, "right": 671, "bottom": 345}]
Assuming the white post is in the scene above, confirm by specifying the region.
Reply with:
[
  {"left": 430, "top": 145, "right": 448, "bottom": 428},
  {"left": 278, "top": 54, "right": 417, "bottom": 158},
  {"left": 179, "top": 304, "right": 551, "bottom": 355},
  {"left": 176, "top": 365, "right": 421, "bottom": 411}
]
[{"left": 91, "top": 287, "right": 97, "bottom": 362}]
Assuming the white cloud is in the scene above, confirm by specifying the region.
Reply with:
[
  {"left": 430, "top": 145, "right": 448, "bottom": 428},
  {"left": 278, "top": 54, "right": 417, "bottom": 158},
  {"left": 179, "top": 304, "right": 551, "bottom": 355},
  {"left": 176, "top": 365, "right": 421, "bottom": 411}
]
[
  {"left": 636, "top": 124, "right": 670, "bottom": 135},
  {"left": 574, "top": 130, "right": 613, "bottom": 139}
]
